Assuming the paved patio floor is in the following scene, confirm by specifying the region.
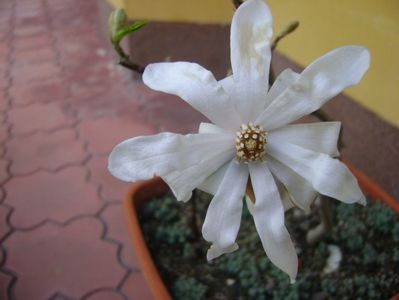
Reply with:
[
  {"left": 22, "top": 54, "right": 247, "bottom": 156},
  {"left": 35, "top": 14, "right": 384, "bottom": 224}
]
[{"left": 0, "top": 0, "right": 206, "bottom": 299}]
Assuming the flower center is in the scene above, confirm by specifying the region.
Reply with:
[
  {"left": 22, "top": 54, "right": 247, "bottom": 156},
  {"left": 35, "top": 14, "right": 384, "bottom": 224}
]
[{"left": 235, "top": 123, "right": 267, "bottom": 163}]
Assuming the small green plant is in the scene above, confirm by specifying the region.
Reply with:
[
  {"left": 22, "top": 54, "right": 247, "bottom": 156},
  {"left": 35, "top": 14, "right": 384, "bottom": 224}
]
[
  {"left": 173, "top": 277, "right": 208, "bottom": 300},
  {"left": 140, "top": 193, "right": 399, "bottom": 299}
]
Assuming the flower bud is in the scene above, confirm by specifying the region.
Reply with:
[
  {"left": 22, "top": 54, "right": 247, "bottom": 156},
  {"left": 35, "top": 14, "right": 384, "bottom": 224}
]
[{"left": 108, "top": 8, "right": 128, "bottom": 43}]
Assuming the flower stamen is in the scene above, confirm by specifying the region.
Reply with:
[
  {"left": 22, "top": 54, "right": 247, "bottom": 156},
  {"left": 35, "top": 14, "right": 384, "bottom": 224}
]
[{"left": 235, "top": 122, "right": 267, "bottom": 163}]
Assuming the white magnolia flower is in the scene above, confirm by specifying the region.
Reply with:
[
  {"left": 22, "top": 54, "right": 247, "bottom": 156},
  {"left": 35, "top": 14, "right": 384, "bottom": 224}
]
[{"left": 109, "top": 0, "right": 370, "bottom": 281}]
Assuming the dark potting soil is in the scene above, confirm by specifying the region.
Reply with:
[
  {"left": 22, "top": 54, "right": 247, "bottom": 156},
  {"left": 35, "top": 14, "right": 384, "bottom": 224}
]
[{"left": 139, "top": 191, "right": 399, "bottom": 300}]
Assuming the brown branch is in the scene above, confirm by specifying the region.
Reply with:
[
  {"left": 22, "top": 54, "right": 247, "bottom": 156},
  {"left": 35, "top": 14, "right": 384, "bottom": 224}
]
[
  {"left": 232, "top": 0, "right": 243, "bottom": 9},
  {"left": 113, "top": 42, "right": 146, "bottom": 74},
  {"left": 188, "top": 189, "right": 202, "bottom": 258},
  {"left": 118, "top": 57, "right": 145, "bottom": 74},
  {"left": 306, "top": 196, "right": 333, "bottom": 245},
  {"left": 269, "top": 66, "right": 275, "bottom": 86},
  {"left": 271, "top": 21, "right": 299, "bottom": 51},
  {"left": 311, "top": 109, "right": 333, "bottom": 122},
  {"left": 189, "top": 190, "right": 201, "bottom": 242}
]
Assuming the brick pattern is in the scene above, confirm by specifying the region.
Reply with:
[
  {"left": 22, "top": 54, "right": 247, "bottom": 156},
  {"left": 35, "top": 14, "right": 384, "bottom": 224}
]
[{"left": 0, "top": 0, "right": 205, "bottom": 298}]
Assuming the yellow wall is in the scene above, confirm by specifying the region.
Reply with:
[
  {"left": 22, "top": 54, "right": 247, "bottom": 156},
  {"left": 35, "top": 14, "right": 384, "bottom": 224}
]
[{"left": 108, "top": 0, "right": 399, "bottom": 127}]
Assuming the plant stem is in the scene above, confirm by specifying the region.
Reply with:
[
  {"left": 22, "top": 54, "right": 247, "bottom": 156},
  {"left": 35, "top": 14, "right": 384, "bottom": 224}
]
[
  {"left": 269, "top": 66, "right": 275, "bottom": 86},
  {"left": 271, "top": 21, "right": 300, "bottom": 51},
  {"left": 113, "top": 42, "right": 145, "bottom": 74},
  {"left": 119, "top": 56, "right": 145, "bottom": 74},
  {"left": 311, "top": 109, "right": 333, "bottom": 122},
  {"left": 232, "top": 0, "right": 243, "bottom": 9},
  {"left": 190, "top": 190, "right": 201, "bottom": 242},
  {"left": 306, "top": 196, "right": 333, "bottom": 245}
]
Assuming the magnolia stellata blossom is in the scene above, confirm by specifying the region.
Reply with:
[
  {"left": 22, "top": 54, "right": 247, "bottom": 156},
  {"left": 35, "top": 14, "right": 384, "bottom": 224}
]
[{"left": 109, "top": 0, "right": 370, "bottom": 281}]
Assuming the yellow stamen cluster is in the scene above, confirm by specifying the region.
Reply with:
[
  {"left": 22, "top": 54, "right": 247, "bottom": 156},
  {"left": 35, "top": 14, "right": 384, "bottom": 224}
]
[{"left": 235, "top": 123, "right": 267, "bottom": 163}]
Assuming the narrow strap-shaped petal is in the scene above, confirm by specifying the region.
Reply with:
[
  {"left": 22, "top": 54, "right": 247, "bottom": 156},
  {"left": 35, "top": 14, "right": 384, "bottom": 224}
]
[
  {"left": 268, "top": 121, "right": 341, "bottom": 157},
  {"left": 268, "top": 141, "right": 366, "bottom": 205},
  {"left": 143, "top": 62, "right": 242, "bottom": 130},
  {"left": 108, "top": 132, "right": 234, "bottom": 182},
  {"left": 164, "top": 149, "right": 235, "bottom": 202},
  {"left": 196, "top": 122, "right": 237, "bottom": 197},
  {"left": 264, "top": 68, "right": 300, "bottom": 110},
  {"left": 256, "top": 46, "right": 370, "bottom": 130},
  {"left": 230, "top": 0, "right": 273, "bottom": 122},
  {"left": 245, "top": 177, "right": 295, "bottom": 214},
  {"left": 198, "top": 122, "right": 229, "bottom": 135},
  {"left": 249, "top": 163, "right": 298, "bottom": 282},
  {"left": 222, "top": 69, "right": 301, "bottom": 116},
  {"left": 202, "top": 160, "right": 248, "bottom": 253},
  {"left": 200, "top": 160, "right": 295, "bottom": 211},
  {"left": 206, "top": 243, "right": 239, "bottom": 261},
  {"left": 267, "top": 156, "right": 317, "bottom": 212},
  {"left": 197, "top": 162, "right": 229, "bottom": 195}
]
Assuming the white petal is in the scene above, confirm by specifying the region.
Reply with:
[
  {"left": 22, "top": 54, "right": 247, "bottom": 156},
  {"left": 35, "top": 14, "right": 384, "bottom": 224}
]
[
  {"left": 246, "top": 179, "right": 294, "bottom": 214},
  {"left": 108, "top": 132, "right": 233, "bottom": 182},
  {"left": 198, "top": 122, "right": 229, "bottom": 134},
  {"left": 256, "top": 46, "right": 370, "bottom": 130},
  {"left": 268, "top": 121, "right": 341, "bottom": 157},
  {"left": 197, "top": 162, "right": 229, "bottom": 195},
  {"left": 202, "top": 160, "right": 248, "bottom": 252},
  {"left": 230, "top": 0, "right": 273, "bottom": 122},
  {"left": 249, "top": 163, "right": 298, "bottom": 281},
  {"left": 274, "top": 178, "right": 297, "bottom": 212},
  {"left": 164, "top": 149, "right": 235, "bottom": 202},
  {"left": 207, "top": 243, "right": 239, "bottom": 261},
  {"left": 219, "top": 75, "right": 235, "bottom": 99},
  {"left": 143, "top": 62, "right": 242, "bottom": 130},
  {"left": 264, "top": 68, "right": 300, "bottom": 109},
  {"left": 267, "top": 156, "right": 317, "bottom": 212},
  {"left": 268, "top": 142, "right": 366, "bottom": 205},
  {"left": 245, "top": 195, "right": 255, "bottom": 214}
]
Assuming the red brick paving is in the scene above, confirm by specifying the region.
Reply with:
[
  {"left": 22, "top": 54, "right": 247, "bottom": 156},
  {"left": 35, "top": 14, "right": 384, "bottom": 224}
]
[
  {"left": 100, "top": 204, "right": 140, "bottom": 269},
  {"left": 7, "top": 129, "right": 87, "bottom": 174},
  {"left": 13, "top": 23, "right": 49, "bottom": 38},
  {"left": 8, "top": 102, "right": 75, "bottom": 135},
  {"left": 0, "top": 78, "right": 10, "bottom": 90},
  {"left": 0, "top": 272, "right": 12, "bottom": 300},
  {"left": 9, "top": 78, "right": 68, "bottom": 107},
  {"left": 0, "top": 188, "right": 4, "bottom": 202},
  {"left": 4, "top": 167, "right": 101, "bottom": 229},
  {"left": 0, "top": 205, "right": 11, "bottom": 240},
  {"left": 0, "top": 125, "right": 8, "bottom": 143},
  {"left": 11, "top": 61, "right": 61, "bottom": 84},
  {"left": 0, "top": 92, "right": 9, "bottom": 112},
  {"left": 0, "top": 0, "right": 200, "bottom": 298},
  {"left": 79, "top": 117, "right": 155, "bottom": 155},
  {"left": 85, "top": 290, "right": 126, "bottom": 300},
  {"left": 121, "top": 272, "right": 154, "bottom": 300},
  {"left": 4, "top": 218, "right": 126, "bottom": 300},
  {"left": 13, "top": 47, "right": 57, "bottom": 66},
  {"left": 0, "top": 160, "right": 9, "bottom": 184},
  {"left": 13, "top": 33, "right": 52, "bottom": 51},
  {"left": 87, "top": 155, "right": 132, "bottom": 202}
]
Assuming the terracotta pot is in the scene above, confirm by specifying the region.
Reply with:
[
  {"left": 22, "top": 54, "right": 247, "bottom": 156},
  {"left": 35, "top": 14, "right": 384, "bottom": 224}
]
[
  {"left": 123, "top": 165, "right": 399, "bottom": 300},
  {"left": 123, "top": 177, "right": 172, "bottom": 300}
]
